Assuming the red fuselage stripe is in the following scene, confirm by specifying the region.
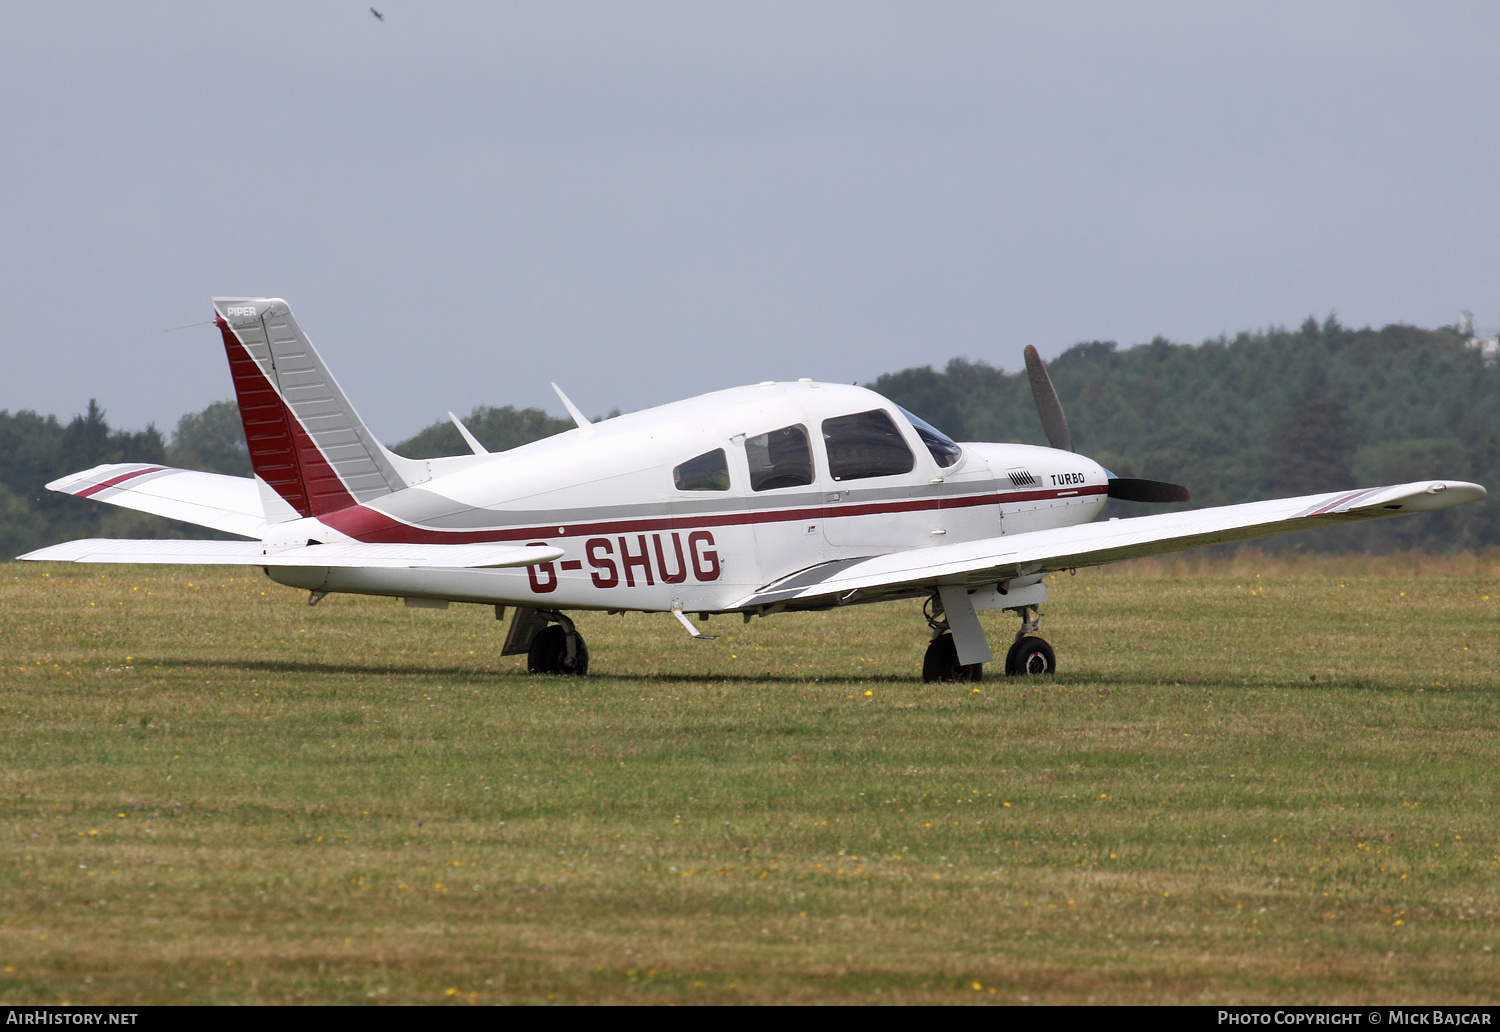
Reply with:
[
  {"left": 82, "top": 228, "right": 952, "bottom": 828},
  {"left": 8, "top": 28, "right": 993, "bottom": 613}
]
[{"left": 321, "top": 484, "right": 1109, "bottom": 544}]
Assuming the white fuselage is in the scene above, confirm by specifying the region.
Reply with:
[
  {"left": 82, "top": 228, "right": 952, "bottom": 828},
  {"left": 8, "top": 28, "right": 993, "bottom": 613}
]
[{"left": 265, "top": 382, "right": 1108, "bottom": 611}]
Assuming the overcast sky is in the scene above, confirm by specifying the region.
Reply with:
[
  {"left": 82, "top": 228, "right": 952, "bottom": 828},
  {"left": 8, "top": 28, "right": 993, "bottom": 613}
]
[{"left": 2, "top": 3, "right": 1496, "bottom": 442}]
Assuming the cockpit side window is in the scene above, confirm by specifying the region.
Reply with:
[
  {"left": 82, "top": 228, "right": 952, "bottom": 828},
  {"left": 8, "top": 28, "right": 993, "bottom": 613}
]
[
  {"left": 897, "top": 405, "right": 963, "bottom": 468},
  {"left": 821, "top": 409, "right": 915, "bottom": 481},
  {"left": 673, "top": 448, "right": 730, "bottom": 491},
  {"left": 745, "top": 424, "right": 814, "bottom": 491}
]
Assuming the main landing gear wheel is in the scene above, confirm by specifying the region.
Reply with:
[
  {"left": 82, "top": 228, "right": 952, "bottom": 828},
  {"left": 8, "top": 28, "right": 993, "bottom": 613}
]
[
  {"left": 1005, "top": 636, "right": 1055, "bottom": 676},
  {"left": 922, "top": 632, "right": 984, "bottom": 683},
  {"left": 527, "top": 624, "right": 590, "bottom": 676}
]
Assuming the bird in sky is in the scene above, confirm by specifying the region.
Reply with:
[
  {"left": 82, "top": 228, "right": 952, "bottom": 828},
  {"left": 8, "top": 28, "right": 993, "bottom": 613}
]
[{"left": 370, "top": 7, "right": 384, "bottom": 20}]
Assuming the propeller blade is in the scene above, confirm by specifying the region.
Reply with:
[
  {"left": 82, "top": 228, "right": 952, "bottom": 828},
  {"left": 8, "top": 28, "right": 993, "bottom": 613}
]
[
  {"left": 1021, "top": 345, "right": 1187, "bottom": 501},
  {"left": 1107, "top": 478, "right": 1191, "bottom": 503},
  {"left": 1023, "top": 345, "right": 1073, "bottom": 452}
]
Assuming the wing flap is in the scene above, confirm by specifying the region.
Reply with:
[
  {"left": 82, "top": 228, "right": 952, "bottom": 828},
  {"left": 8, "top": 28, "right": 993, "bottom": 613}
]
[
  {"left": 46, "top": 463, "right": 266, "bottom": 538},
  {"left": 735, "top": 480, "right": 1487, "bottom": 609},
  {"left": 19, "top": 538, "right": 565, "bottom": 570}
]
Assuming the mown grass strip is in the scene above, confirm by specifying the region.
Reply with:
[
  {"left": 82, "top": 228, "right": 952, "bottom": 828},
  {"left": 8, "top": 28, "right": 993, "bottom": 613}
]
[{"left": 1, "top": 558, "right": 1496, "bottom": 1003}]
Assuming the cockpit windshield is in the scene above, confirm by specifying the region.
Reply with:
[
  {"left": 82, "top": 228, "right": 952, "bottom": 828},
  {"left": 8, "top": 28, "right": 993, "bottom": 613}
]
[{"left": 897, "top": 406, "right": 963, "bottom": 468}]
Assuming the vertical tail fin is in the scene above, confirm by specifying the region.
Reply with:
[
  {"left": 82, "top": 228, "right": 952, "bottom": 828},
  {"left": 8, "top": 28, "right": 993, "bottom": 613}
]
[{"left": 212, "top": 297, "right": 420, "bottom": 521}]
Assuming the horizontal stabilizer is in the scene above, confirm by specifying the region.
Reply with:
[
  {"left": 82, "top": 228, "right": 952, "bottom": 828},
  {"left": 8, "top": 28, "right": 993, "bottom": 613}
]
[
  {"left": 47, "top": 463, "right": 266, "bottom": 538},
  {"left": 735, "top": 480, "right": 1487, "bottom": 610},
  {"left": 19, "top": 538, "right": 565, "bottom": 570}
]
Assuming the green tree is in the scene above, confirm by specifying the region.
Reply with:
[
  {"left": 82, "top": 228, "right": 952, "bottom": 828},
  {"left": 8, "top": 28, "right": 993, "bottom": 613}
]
[
  {"left": 0, "top": 482, "right": 43, "bottom": 560},
  {"left": 868, "top": 366, "right": 969, "bottom": 440},
  {"left": 1262, "top": 372, "right": 1355, "bottom": 496},
  {"left": 0, "top": 409, "right": 66, "bottom": 505},
  {"left": 0, "top": 401, "right": 195, "bottom": 557},
  {"left": 58, "top": 399, "right": 165, "bottom": 473}
]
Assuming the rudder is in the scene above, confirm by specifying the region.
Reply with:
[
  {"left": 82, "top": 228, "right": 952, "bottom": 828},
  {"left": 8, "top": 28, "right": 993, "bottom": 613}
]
[{"left": 213, "top": 297, "right": 418, "bottom": 520}]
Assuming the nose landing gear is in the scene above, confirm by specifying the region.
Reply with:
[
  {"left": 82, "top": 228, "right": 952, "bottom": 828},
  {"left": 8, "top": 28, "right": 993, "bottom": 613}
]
[{"left": 1003, "top": 605, "right": 1055, "bottom": 676}]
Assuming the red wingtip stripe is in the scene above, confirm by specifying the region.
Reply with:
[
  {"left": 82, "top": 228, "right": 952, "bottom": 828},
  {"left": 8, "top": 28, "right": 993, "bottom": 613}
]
[
  {"left": 1305, "top": 488, "right": 1379, "bottom": 517},
  {"left": 73, "top": 466, "right": 167, "bottom": 499}
]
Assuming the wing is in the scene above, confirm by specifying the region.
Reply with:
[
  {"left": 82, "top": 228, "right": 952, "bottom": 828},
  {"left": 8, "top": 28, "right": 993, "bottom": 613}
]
[
  {"left": 18, "top": 538, "right": 565, "bottom": 570},
  {"left": 734, "top": 480, "right": 1487, "bottom": 610},
  {"left": 46, "top": 463, "right": 267, "bottom": 538}
]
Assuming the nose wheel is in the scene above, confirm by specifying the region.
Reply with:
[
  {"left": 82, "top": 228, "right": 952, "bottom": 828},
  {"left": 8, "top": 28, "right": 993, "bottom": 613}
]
[
  {"left": 1005, "top": 635, "right": 1055, "bottom": 675},
  {"left": 1003, "top": 605, "right": 1055, "bottom": 676}
]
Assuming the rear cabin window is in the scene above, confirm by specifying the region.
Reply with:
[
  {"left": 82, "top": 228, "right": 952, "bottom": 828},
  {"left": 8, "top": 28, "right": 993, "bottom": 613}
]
[
  {"left": 673, "top": 449, "right": 730, "bottom": 491},
  {"left": 745, "top": 424, "right": 814, "bottom": 491},
  {"left": 822, "top": 409, "right": 915, "bottom": 481}
]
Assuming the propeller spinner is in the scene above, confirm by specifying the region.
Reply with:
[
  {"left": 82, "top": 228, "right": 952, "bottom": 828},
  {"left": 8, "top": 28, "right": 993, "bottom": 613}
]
[{"left": 1021, "top": 344, "right": 1190, "bottom": 504}]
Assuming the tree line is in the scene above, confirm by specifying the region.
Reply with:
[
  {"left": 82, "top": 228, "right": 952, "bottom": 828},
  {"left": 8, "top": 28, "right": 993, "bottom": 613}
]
[{"left": 2, "top": 316, "right": 1495, "bottom": 558}]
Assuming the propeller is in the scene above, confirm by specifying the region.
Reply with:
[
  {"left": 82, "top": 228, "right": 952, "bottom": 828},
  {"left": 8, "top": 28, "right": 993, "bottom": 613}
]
[
  {"left": 1023, "top": 345, "right": 1073, "bottom": 453},
  {"left": 1021, "top": 344, "right": 1190, "bottom": 504},
  {"left": 1104, "top": 477, "right": 1191, "bottom": 503}
]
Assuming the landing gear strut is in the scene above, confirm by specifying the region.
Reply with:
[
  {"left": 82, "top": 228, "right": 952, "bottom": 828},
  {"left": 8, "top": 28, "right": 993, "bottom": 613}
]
[
  {"left": 1003, "top": 605, "right": 1055, "bottom": 676},
  {"left": 921, "top": 595, "right": 982, "bottom": 683},
  {"left": 918, "top": 590, "right": 1057, "bottom": 681}
]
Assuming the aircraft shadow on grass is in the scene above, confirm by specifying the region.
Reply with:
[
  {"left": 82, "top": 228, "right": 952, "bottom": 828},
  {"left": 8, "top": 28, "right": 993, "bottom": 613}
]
[
  {"left": 139, "top": 656, "right": 1436, "bottom": 694},
  {"left": 148, "top": 656, "right": 914, "bottom": 685}
]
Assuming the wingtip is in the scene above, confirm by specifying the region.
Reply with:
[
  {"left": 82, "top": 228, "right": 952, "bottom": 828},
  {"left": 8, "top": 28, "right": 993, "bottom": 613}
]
[
  {"left": 1443, "top": 481, "right": 1486, "bottom": 505},
  {"left": 1357, "top": 480, "right": 1487, "bottom": 513}
]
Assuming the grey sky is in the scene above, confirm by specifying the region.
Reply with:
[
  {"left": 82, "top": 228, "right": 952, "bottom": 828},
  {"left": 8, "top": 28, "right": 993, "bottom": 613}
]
[{"left": 2, "top": 3, "right": 1496, "bottom": 443}]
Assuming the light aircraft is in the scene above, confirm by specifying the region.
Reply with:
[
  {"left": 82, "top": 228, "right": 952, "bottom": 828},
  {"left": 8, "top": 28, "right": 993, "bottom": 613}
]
[{"left": 21, "top": 297, "right": 1487, "bottom": 681}]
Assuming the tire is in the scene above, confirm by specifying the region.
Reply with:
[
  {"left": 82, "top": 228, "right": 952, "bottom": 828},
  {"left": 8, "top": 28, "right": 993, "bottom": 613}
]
[
  {"left": 1005, "top": 636, "right": 1055, "bottom": 676},
  {"left": 527, "top": 625, "right": 590, "bottom": 676},
  {"left": 558, "top": 633, "right": 589, "bottom": 677},
  {"left": 921, "top": 632, "right": 983, "bottom": 683},
  {"left": 527, "top": 625, "right": 564, "bottom": 674}
]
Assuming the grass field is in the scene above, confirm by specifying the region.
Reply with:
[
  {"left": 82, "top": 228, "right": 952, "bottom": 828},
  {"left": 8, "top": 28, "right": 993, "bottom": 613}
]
[{"left": 2, "top": 554, "right": 1497, "bottom": 1005}]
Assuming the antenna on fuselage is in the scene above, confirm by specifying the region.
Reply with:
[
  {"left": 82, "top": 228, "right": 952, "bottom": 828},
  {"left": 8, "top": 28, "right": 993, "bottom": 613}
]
[
  {"left": 447, "top": 412, "right": 489, "bottom": 455},
  {"left": 551, "top": 383, "right": 593, "bottom": 432}
]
